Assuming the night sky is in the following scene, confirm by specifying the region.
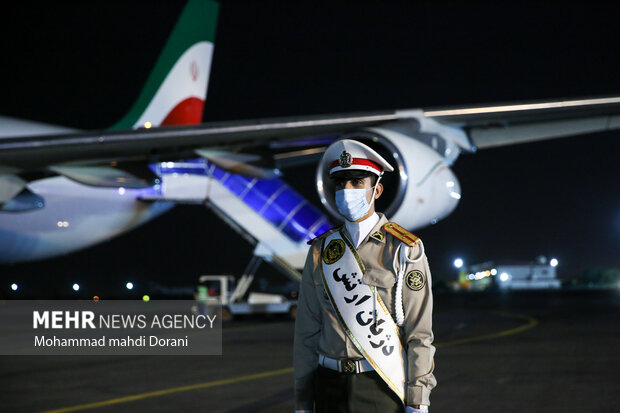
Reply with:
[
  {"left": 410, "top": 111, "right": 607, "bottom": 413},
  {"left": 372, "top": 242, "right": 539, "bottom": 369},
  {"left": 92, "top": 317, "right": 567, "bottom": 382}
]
[{"left": 0, "top": 1, "right": 618, "bottom": 298}]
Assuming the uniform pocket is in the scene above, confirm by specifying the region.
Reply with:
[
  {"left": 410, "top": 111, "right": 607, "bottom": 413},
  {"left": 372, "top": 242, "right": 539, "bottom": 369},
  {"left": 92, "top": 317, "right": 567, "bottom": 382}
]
[{"left": 362, "top": 266, "right": 395, "bottom": 289}]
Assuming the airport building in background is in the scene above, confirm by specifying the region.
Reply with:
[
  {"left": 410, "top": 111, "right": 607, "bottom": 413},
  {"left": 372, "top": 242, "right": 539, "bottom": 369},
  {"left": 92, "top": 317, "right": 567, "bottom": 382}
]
[{"left": 458, "top": 257, "right": 561, "bottom": 291}]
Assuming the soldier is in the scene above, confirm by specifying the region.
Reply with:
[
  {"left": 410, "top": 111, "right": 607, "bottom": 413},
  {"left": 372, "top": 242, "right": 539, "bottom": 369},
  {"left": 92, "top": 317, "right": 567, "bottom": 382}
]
[{"left": 294, "top": 139, "right": 436, "bottom": 413}]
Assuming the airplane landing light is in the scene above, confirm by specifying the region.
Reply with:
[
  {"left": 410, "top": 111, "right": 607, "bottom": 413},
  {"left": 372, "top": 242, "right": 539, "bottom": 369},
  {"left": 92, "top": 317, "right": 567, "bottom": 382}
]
[
  {"left": 72, "top": 283, "right": 80, "bottom": 291},
  {"left": 10, "top": 283, "right": 18, "bottom": 291}
]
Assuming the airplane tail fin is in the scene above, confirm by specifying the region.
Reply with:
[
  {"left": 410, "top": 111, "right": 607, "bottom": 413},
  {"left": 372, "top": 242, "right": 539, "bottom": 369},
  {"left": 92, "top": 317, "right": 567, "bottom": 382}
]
[{"left": 111, "top": 0, "right": 218, "bottom": 130}]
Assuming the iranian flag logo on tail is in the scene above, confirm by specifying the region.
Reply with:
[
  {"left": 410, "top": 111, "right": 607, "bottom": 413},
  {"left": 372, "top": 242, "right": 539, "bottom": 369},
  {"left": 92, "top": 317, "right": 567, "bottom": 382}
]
[{"left": 111, "top": 0, "right": 219, "bottom": 130}]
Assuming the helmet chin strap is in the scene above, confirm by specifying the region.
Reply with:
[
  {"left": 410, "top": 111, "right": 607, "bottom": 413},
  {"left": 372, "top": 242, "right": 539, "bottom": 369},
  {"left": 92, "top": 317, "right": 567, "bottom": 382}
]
[{"left": 368, "top": 175, "right": 382, "bottom": 208}]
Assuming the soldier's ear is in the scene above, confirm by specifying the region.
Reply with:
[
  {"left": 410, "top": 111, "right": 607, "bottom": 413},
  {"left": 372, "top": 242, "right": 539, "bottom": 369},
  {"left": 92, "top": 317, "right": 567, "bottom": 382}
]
[{"left": 374, "top": 183, "right": 383, "bottom": 199}]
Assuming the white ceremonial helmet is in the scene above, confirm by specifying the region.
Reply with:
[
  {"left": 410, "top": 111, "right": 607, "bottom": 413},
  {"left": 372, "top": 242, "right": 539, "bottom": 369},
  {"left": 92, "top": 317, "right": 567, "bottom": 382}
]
[{"left": 316, "top": 139, "right": 394, "bottom": 219}]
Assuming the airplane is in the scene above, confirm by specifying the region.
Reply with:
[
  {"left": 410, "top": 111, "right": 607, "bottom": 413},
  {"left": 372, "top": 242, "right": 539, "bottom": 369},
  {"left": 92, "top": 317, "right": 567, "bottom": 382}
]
[{"left": 1, "top": 0, "right": 619, "bottom": 279}]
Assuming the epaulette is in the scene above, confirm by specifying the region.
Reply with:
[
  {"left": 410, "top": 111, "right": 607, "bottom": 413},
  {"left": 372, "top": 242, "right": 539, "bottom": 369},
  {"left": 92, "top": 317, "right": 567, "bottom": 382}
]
[
  {"left": 383, "top": 222, "right": 419, "bottom": 247},
  {"left": 306, "top": 226, "right": 341, "bottom": 245}
]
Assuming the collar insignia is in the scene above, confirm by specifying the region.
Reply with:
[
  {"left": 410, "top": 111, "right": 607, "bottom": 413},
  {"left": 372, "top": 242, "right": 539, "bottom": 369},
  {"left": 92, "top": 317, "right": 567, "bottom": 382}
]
[
  {"left": 369, "top": 231, "right": 384, "bottom": 242},
  {"left": 339, "top": 150, "right": 352, "bottom": 168}
]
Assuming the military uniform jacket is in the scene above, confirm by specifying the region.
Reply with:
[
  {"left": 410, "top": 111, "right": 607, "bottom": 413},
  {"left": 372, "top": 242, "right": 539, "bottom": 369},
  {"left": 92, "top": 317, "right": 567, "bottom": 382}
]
[{"left": 294, "top": 213, "right": 437, "bottom": 410}]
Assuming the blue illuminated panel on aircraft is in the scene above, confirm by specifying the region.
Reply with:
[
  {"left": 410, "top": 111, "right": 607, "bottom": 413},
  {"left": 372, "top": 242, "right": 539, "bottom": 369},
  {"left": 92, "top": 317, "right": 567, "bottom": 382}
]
[{"left": 158, "top": 159, "right": 332, "bottom": 243}]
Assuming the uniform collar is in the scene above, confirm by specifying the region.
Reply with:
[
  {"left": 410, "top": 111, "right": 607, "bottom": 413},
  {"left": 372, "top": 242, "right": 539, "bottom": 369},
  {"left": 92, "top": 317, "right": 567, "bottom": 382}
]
[{"left": 343, "top": 212, "right": 387, "bottom": 248}]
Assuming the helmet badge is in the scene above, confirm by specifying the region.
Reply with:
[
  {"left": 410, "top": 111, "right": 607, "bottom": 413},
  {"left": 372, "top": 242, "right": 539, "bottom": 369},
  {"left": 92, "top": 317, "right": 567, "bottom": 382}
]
[{"left": 339, "top": 151, "right": 353, "bottom": 168}]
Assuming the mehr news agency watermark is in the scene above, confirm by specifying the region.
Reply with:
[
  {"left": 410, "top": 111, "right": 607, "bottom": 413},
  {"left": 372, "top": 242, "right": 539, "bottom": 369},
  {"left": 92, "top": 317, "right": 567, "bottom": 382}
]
[
  {"left": 0, "top": 300, "right": 222, "bottom": 355},
  {"left": 33, "top": 309, "right": 216, "bottom": 348}
]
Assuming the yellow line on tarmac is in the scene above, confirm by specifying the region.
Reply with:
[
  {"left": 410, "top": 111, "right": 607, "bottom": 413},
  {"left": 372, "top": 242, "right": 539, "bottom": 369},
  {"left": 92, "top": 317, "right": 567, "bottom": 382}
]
[
  {"left": 436, "top": 311, "right": 539, "bottom": 348},
  {"left": 40, "top": 367, "right": 293, "bottom": 413},
  {"left": 40, "top": 311, "right": 537, "bottom": 412}
]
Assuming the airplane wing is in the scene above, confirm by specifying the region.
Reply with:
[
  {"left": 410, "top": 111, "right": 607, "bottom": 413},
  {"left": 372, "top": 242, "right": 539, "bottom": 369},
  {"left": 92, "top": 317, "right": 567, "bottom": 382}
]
[
  {"left": 424, "top": 96, "right": 620, "bottom": 149},
  {"left": 2, "top": 96, "right": 620, "bottom": 174},
  {"left": 0, "top": 111, "right": 396, "bottom": 172}
]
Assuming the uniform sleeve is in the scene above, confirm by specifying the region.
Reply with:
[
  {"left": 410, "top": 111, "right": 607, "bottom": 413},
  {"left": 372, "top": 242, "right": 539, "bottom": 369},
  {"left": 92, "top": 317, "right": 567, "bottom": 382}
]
[
  {"left": 401, "top": 243, "right": 437, "bottom": 407},
  {"left": 293, "top": 244, "right": 322, "bottom": 410}
]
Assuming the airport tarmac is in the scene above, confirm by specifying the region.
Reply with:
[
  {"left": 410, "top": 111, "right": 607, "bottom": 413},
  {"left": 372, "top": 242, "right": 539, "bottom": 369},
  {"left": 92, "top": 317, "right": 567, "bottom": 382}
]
[{"left": 1, "top": 289, "right": 618, "bottom": 413}]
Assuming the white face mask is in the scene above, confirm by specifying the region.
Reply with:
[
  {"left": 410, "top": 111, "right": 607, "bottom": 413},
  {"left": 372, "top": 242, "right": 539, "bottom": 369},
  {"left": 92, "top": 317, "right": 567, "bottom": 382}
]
[{"left": 334, "top": 178, "right": 381, "bottom": 222}]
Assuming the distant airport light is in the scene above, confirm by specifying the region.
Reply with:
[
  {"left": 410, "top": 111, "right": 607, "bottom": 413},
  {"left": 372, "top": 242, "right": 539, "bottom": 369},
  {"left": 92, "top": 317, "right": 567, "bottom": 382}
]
[
  {"left": 126, "top": 282, "right": 134, "bottom": 290},
  {"left": 144, "top": 121, "right": 152, "bottom": 129},
  {"left": 550, "top": 258, "right": 559, "bottom": 267},
  {"left": 11, "top": 283, "right": 18, "bottom": 291},
  {"left": 72, "top": 283, "right": 80, "bottom": 291},
  {"left": 56, "top": 221, "right": 70, "bottom": 228},
  {"left": 491, "top": 268, "right": 498, "bottom": 276},
  {"left": 473, "top": 271, "right": 489, "bottom": 280},
  {"left": 453, "top": 258, "right": 464, "bottom": 269},
  {"left": 499, "top": 272, "right": 510, "bottom": 282},
  {"left": 142, "top": 295, "right": 150, "bottom": 302}
]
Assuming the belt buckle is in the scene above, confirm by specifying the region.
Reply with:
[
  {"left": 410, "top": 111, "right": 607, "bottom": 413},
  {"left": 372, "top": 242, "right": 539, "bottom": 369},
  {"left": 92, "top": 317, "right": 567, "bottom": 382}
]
[{"left": 342, "top": 359, "right": 356, "bottom": 374}]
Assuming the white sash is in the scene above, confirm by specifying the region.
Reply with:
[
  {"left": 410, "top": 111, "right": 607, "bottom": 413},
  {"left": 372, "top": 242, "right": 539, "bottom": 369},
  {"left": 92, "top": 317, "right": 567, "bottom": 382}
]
[{"left": 320, "top": 229, "right": 407, "bottom": 403}]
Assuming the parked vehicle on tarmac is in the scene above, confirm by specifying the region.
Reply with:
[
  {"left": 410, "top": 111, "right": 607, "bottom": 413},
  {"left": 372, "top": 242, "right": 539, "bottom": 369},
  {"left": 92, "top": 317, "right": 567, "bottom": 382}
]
[{"left": 193, "top": 274, "right": 297, "bottom": 322}]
